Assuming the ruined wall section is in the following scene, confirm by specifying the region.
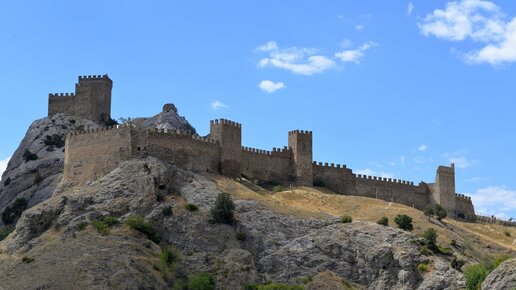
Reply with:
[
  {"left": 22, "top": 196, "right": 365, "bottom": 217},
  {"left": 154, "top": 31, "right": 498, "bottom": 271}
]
[
  {"left": 455, "top": 194, "right": 475, "bottom": 219},
  {"left": 288, "top": 130, "right": 313, "bottom": 186},
  {"left": 64, "top": 126, "right": 132, "bottom": 184},
  {"left": 312, "top": 162, "right": 356, "bottom": 195},
  {"left": 241, "top": 146, "right": 291, "bottom": 182},
  {"left": 210, "top": 119, "right": 242, "bottom": 177},
  {"left": 146, "top": 129, "right": 219, "bottom": 174}
]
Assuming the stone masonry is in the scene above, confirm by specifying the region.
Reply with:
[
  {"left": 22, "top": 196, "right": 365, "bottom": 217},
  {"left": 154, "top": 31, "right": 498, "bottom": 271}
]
[{"left": 51, "top": 75, "right": 476, "bottom": 219}]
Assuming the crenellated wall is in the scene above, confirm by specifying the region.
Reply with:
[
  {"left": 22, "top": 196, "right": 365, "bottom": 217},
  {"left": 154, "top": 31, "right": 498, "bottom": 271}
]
[
  {"left": 313, "top": 162, "right": 356, "bottom": 195},
  {"left": 241, "top": 146, "right": 292, "bottom": 182}
]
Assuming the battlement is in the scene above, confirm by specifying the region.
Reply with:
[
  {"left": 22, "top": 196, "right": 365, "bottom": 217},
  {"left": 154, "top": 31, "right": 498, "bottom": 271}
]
[
  {"left": 355, "top": 173, "right": 415, "bottom": 185},
  {"left": 288, "top": 130, "right": 312, "bottom": 135},
  {"left": 455, "top": 193, "right": 472, "bottom": 201},
  {"left": 313, "top": 161, "right": 347, "bottom": 169},
  {"left": 242, "top": 147, "right": 272, "bottom": 155},
  {"left": 78, "top": 74, "right": 112, "bottom": 83},
  {"left": 210, "top": 118, "right": 241, "bottom": 128},
  {"left": 49, "top": 93, "right": 76, "bottom": 98}
]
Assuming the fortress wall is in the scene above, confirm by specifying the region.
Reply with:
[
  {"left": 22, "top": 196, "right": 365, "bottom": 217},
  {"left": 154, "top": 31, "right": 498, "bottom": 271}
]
[
  {"left": 455, "top": 194, "right": 475, "bottom": 218},
  {"left": 241, "top": 147, "right": 291, "bottom": 181},
  {"left": 64, "top": 126, "right": 132, "bottom": 183},
  {"left": 48, "top": 94, "right": 75, "bottom": 117},
  {"left": 146, "top": 130, "right": 219, "bottom": 174},
  {"left": 354, "top": 175, "right": 430, "bottom": 209},
  {"left": 313, "top": 162, "right": 356, "bottom": 194}
]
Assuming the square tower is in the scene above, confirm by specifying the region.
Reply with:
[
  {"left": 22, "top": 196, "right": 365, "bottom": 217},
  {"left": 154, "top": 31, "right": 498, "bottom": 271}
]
[
  {"left": 210, "top": 119, "right": 242, "bottom": 177},
  {"left": 432, "top": 164, "right": 457, "bottom": 215},
  {"left": 288, "top": 130, "right": 313, "bottom": 186}
]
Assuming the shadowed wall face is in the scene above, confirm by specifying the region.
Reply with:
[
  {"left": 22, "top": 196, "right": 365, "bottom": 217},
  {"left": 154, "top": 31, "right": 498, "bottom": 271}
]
[{"left": 288, "top": 130, "right": 313, "bottom": 186}]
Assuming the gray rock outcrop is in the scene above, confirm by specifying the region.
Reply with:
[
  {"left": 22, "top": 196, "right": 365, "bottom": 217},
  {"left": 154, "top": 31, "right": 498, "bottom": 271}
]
[{"left": 482, "top": 258, "right": 516, "bottom": 290}]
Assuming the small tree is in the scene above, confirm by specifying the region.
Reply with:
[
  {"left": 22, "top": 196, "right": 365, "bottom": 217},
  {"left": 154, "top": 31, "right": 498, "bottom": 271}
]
[
  {"left": 434, "top": 204, "right": 447, "bottom": 221},
  {"left": 341, "top": 216, "right": 353, "bottom": 223},
  {"left": 423, "top": 228, "right": 438, "bottom": 251},
  {"left": 394, "top": 214, "right": 413, "bottom": 231},
  {"left": 424, "top": 206, "right": 434, "bottom": 221},
  {"left": 377, "top": 217, "right": 389, "bottom": 226},
  {"left": 210, "top": 192, "right": 235, "bottom": 224}
]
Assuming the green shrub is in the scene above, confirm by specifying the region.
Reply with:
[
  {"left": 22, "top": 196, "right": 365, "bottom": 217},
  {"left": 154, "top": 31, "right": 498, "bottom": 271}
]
[
  {"left": 419, "top": 245, "right": 433, "bottom": 256},
  {"left": 188, "top": 273, "right": 215, "bottom": 290},
  {"left": 300, "top": 276, "right": 312, "bottom": 284},
  {"left": 450, "top": 239, "right": 457, "bottom": 247},
  {"left": 76, "top": 125, "right": 85, "bottom": 132},
  {"left": 341, "top": 216, "right": 353, "bottom": 223},
  {"left": 76, "top": 221, "right": 88, "bottom": 231},
  {"left": 158, "top": 247, "right": 180, "bottom": 271},
  {"left": 437, "top": 246, "right": 453, "bottom": 256},
  {"left": 417, "top": 263, "right": 428, "bottom": 272},
  {"left": 464, "top": 264, "right": 489, "bottom": 290},
  {"left": 424, "top": 206, "right": 434, "bottom": 221},
  {"left": 124, "top": 215, "right": 161, "bottom": 243},
  {"left": 0, "top": 226, "right": 14, "bottom": 241},
  {"left": 22, "top": 256, "right": 35, "bottom": 263},
  {"left": 44, "top": 134, "right": 65, "bottom": 148},
  {"left": 504, "top": 231, "right": 511, "bottom": 237},
  {"left": 246, "top": 283, "right": 305, "bottom": 290},
  {"left": 272, "top": 185, "right": 284, "bottom": 192},
  {"left": 1, "top": 198, "right": 29, "bottom": 224},
  {"left": 22, "top": 149, "right": 38, "bottom": 162},
  {"left": 210, "top": 192, "right": 235, "bottom": 225},
  {"left": 422, "top": 228, "right": 438, "bottom": 251},
  {"left": 3, "top": 177, "right": 11, "bottom": 186},
  {"left": 91, "top": 220, "right": 109, "bottom": 235},
  {"left": 184, "top": 203, "right": 199, "bottom": 212},
  {"left": 394, "top": 214, "right": 413, "bottom": 231},
  {"left": 101, "top": 216, "right": 120, "bottom": 227},
  {"left": 451, "top": 256, "right": 465, "bottom": 270},
  {"left": 162, "top": 205, "right": 173, "bottom": 216},
  {"left": 433, "top": 204, "right": 447, "bottom": 221},
  {"left": 493, "top": 254, "right": 511, "bottom": 268},
  {"left": 377, "top": 217, "right": 389, "bottom": 226},
  {"left": 236, "top": 232, "right": 246, "bottom": 241}
]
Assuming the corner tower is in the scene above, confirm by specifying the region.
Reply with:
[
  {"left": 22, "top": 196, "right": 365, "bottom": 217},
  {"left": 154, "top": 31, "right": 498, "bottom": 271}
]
[
  {"left": 432, "top": 164, "right": 457, "bottom": 215},
  {"left": 288, "top": 130, "right": 313, "bottom": 186},
  {"left": 210, "top": 119, "right": 242, "bottom": 177}
]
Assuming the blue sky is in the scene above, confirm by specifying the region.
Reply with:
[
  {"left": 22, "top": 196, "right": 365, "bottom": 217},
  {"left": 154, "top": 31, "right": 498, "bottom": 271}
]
[{"left": 1, "top": 0, "right": 516, "bottom": 219}]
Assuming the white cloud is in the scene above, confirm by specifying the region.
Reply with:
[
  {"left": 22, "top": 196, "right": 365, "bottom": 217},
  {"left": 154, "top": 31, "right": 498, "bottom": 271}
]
[
  {"left": 418, "top": 144, "right": 428, "bottom": 152},
  {"left": 258, "top": 80, "right": 286, "bottom": 93},
  {"left": 355, "top": 168, "right": 394, "bottom": 178},
  {"left": 355, "top": 24, "right": 364, "bottom": 31},
  {"left": 469, "top": 186, "right": 516, "bottom": 220},
  {"left": 400, "top": 156, "right": 406, "bottom": 166},
  {"left": 334, "top": 41, "right": 378, "bottom": 63},
  {"left": 448, "top": 156, "right": 478, "bottom": 168},
  {"left": 211, "top": 101, "right": 228, "bottom": 110},
  {"left": 419, "top": 0, "right": 516, "bottom": 65},
  {"left": 0, "top": 157, "right": 10, "bottom": 178},
  {"left": 408, "top": 2, "right": 415, "bottom": 16},
  {"left": 257, "top": 42, "right": 336, "bottom": 75}
]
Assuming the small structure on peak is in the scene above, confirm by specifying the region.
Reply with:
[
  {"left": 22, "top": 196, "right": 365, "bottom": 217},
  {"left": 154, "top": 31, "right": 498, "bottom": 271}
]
[{"left": 162, "top": 103, "right": 177, "bottom": 113}]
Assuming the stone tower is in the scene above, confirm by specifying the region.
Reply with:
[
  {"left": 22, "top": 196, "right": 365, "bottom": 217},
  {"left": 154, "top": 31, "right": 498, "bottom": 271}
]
[
  {"left": 288, "top": 130, "right": 313, "bottom": 186},
  {"left": 48, "top": 75, "right": 112, "bottom": 123},
  {"left": 210, "top": 119, "right": 242, "bottom": 177},
  {"left": 432, "top": 164, "right": 457, "bottom": 215}
]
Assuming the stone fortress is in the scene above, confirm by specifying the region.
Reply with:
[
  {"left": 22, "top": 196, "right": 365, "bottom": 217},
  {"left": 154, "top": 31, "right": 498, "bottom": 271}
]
[{"left": 51, "top": 75, "right": 475, "bottom": 219}]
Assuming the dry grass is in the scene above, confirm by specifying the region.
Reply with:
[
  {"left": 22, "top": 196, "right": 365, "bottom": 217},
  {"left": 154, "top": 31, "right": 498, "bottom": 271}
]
[{"left": 216, "top": 177, "right": 516, "bottom": 255}]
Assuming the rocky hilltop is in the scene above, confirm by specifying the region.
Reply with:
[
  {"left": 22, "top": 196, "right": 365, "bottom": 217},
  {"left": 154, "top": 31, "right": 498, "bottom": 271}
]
[{"left": 1, "top": 157, "right": 464, "bottom": 289}]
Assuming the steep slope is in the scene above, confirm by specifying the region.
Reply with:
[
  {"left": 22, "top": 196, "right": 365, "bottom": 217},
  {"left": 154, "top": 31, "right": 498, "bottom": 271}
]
[
  {"left": 0, "top": 157, "right": 465, "bottom": 289},
  {"left": 482, "top": 258, "right": 516, "bottom": 290}
]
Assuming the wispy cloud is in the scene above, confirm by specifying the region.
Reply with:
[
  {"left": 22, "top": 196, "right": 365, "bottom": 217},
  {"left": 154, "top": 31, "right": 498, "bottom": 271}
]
[
  {"left": 258, "top": 80, "right": 286, "bottom": 93},
  {"left": 257, "top": 41, "right": 336, "bottom": 75},
  {"left": 469, "top": 186, "right": 516, "bottom": 220},
  {"left": 407, "top": 2, "right": 415, "bottom": 16},
  {"left": 418, "top": 144, "right": 428, "bottom": 152},
  {"left": 448, "top": 156, "right": 479, "bottom": 168},
  {"left": 211, "top": 101, "right": 228, "bottom": 110},
  {"left": 355, "top": 24, "right": 364, "bottom": 31},
  {"left": 419, "top": 0, "right": 516, "bottom": 65},
  {"left": 355, "top": 168, "right": 394, "bottom": 178},
  {"left": 334, "top": 41, "right": 378, "bottom": 63},
  {"left": 0, "top": 156, "right": 10, "bottom": 178}
]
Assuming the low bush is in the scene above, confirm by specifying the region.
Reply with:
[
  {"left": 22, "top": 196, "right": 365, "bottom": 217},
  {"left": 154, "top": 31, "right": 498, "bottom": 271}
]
[
  {"left": 76, "top": 221, "right": 88, "bottom": 231},
  {"left": 437, "top": 246, "right": 453, "bottom": 256},
  {"left": 493, "top": 254, "right": 511, "bottom": 268},
  {"left": 341, "top": 216, "right": 353, "bottom": 223},
  {"left": 158, "top": 247, "right": 180, "bottom": 272},
  {"left": 184, "top": 203, "right": 198, "bottom": 212},
  {"left": 246, "top": 283, "right": 305, "bottom": 290},
  {"left": 162, "top": 205, "right": 173, "bottom": 216},
  {"left": 236, "top": 232, "right": 246, "bottom": 241},
  {"left": 377, "top": 217, "right": 389, "bottom": 226},
  {"left": 394, "top": 214, "right": 413, "bottom": 231},
  {"left": 91, "top": 220, "right": 109, "bottom": 235},
  {"left": 22, "top": 149, "right": 38, "bottom": 162},
  {"left": 504, "top": 231, "right": 511, "bottom": 237},
  {"left": 102, "top": 216, "right": 119, "bottom": 226},
  {"left": 124, "top": 215, "right": 161, "bottom": 243},
  {"left": 188, "top": 273, "right": 215, "bottom": 290},
  {"left": 419, "top": 245, "right": 433, "bottom": 256},
  {"left": 210, "top": 192, "right": 235, "bottom": 225},
  {"left": 44, "top": 134, "right": 65, "bottom": 148},
  {"left": 1, "top": 198, "right": 29, "bottom": 224},
  {"left": 22, "top": 256, "right": 35, "bottom": 263},
  {"left": 417, "top": 263, "right": 429, "bottom": 272},
  {"left": 0, "top": 226, "right": 14, "bottom": 241},
  {"left": 450, "top": 239, "right": 457, "bottom": 247},
  {"left": 272, "top": 185, "right": 284, "bottom": 192},
  {"left": 464, "top": 264, "right": 489, "bottom": 290},
  {"left": 422, "top": 228, "right": 438, "bottom": 252}
]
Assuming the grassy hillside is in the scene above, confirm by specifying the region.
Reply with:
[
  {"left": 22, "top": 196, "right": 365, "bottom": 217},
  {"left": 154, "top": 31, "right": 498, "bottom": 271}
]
[{"left": 216, "top": 177, "right": 516, "bottom": 264}]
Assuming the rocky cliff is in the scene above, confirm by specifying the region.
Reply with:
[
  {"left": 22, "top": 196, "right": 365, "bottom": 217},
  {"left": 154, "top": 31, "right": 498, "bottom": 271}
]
[{"left": 0, "top": 157, "right": 465, "bottom": 289}]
